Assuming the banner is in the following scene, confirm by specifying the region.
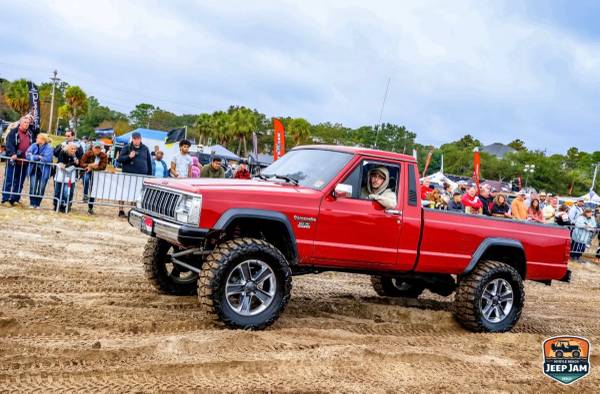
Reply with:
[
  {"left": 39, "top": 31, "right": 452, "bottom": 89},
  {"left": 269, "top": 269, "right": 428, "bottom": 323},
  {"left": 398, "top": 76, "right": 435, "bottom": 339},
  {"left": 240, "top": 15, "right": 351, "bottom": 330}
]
[
  {"left": 473, "top": 148, "right": 481, "bottom": 191},
  {"left": 94, "top": 128, "right": 114, "bottom": 138},
  {"left": 27, "top": 81, "right": 40, "bottom": 132},
  {"left": 273, "top": 118, "right": 285, "bottom": 161},
  {"left": 165, "top": 127, "right": 186, "bottom": 144},
  {"left": 422, "top": 147, "right": 434, "bottom": 178}
]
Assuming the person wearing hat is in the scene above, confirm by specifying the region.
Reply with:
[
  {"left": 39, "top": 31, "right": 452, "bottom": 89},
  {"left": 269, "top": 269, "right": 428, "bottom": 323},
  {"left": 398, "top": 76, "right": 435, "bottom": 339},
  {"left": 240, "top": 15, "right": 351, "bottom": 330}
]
[
  {"left": 116, "top": 131, "right": 152, "bottom": 217},
  {"left": 568, "top": 198, "right": 585, "bottom": 223},
  {"left": 360, "top": 166, "right": 396, "bottom": 209},
  {"left": 200, "top": 156, "right": 225, "bottom": 178},
  {"left": 570, "top": 207, "right": 597, "bottom": 262},
  {"left": 233, "top": 160, "right": 251, "bottom": 179},
  {"left": 538, "top": 191, "right": 548, "bottom": 209},
  {"left": 80, "top": 141, "right": 108, "bottom": 215},
  {"left": 511, "top": 190, "right": 528, "bottom": 220}
]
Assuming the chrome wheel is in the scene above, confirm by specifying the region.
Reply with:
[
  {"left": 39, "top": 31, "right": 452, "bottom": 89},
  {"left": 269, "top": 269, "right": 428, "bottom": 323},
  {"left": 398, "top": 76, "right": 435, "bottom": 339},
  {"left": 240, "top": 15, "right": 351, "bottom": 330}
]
[
  {"left": 480, "top": 278, "right": 514, "bottom": 323},
  {"left": 225, "top": 259, "right": 276, "bottom": 316}
]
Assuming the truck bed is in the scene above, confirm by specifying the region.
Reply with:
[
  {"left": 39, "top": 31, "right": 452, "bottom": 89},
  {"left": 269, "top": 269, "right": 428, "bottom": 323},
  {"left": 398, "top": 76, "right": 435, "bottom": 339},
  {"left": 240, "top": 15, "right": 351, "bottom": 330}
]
[{"left": 416, "top": 208, "right": 571, "bottom": 281}]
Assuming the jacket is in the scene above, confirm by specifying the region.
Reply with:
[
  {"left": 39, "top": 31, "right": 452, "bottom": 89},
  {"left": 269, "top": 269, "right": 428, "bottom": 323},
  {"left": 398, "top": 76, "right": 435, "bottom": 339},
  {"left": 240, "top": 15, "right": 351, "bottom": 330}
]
[
  {"left": 572, "top": 215, "right": 597, "bottom": 244},
  {"left": 448, "top": 199, "right": 464, "bottom": 212},
  {"left": 25, "top": 143, "right": 54, "bottom": 178},
  {"left": 359, "top": 166, "right": 397, "bottom": 209},
  {"left": 5, "top": 125, "right": 34, "bottom": 158},
  {"left": 55, "top": 150, "right": 80, "bottom": 183},
  {"left": 151, "top": 159, "right": 169, "bottom": 178},
  {"left": 479, "top": 195, "right": 493, "bottom": 216},
  {"left": 80, "top": 150, "right": 108, "bottom": 171},
  {"left": 491, "top": 202, "right": 510, "bottom": 216},
  {"left": 200, "top": 164, "right": 225, "bottom": 178},
  {"left": 117, "top": 143, "right": 153, "bottom": 175},
  {"left": 54, "top": 141, "right": 83, "bottom": 159},
  {"left": 511, "top": 198, "right": 527, "bottom": 220},
  {"left": 234, "top": 168, "right": 251, "bottom": 179},
  {"left": 527, "top": 207, "right": 544, "bottom": 223},
  {"left": 461, "top": 194, "right": 483, "bottom": 213}
]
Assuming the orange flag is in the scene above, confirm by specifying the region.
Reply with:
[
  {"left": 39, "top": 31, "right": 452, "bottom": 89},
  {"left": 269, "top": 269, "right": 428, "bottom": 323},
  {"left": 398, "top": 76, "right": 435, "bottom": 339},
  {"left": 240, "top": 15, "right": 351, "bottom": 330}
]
[{"left": 273, "top": 118, "right": 286, "bottom": 161}]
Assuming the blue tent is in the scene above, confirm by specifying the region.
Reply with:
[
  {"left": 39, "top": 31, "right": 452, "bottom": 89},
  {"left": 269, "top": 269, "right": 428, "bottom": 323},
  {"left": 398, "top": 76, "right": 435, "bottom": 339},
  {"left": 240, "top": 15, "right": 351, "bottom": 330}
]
[
  {"left": 115, "top": 128, "right": 167, "bottom": 144},
  {"left": 206, "top": 144, "right": 241, "bottom": 161}
]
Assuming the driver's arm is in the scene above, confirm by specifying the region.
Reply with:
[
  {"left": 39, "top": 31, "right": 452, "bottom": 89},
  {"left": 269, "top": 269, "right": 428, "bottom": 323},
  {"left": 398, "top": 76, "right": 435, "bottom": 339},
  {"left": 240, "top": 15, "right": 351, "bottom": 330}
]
[{"left": 369, "top": 190, "right": 397, "bottom": 209}]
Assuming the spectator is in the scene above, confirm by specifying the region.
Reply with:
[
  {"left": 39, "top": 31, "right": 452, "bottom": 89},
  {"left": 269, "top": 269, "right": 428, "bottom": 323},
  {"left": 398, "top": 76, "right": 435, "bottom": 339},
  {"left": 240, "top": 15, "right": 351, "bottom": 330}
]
[
  {"left": 190, "top": 156, "right": 201, "bottom": 178},
  {"left": 0, "top": 144, "right": 6, "bottom": 158},
  {"left": 151, "top": 151, "right": 169, "bottom": 178},
  {"left": 2, "top": 115, "right": 34, "bottom": 207},
  {"left": 24, "top": 133, "right": 53, "bottom": 209},
  {"left": 200, "top": 156, "right": 225, "bottom": 178},
  {"left": 543, "top": 197, "right": 557, "bottom": 224},
  {"left": 116, "top": 132, "right": 152, "bottom": 217},
  {"left": 555, "top": 204, "right": 571, "bottom": 226},
  {"left": 420, "top": 179, "right": 431, "bottom": 201},
  {"left": 539, "top": 192, "right": 548, "bottom": 209},
  {"left": 527, "top": 199, "right": 544, "bottom": 223},
  {"left": 54, "top": 143, "right": 80, "bottom": 213},
  {"left": 458, "top": 181, "right": 467, "bottom": 195},
  {"left": 427, "top": 189, "right": 446, "bottom": 209},
  {"left": 54, "top": 129, "right": 83, "bottom": 159},
  {"left": 170, "top": 139, "right": 192, "bottom": 178},
  {"left": 570, "top": 207, "right": 597, "bottom": 261},
  {"left": 511, "top": 190, "right": 528, "bottom": 220},
  {"left": 479, "top": 185, "right": 493, "bottom": 216},
  {"left": 234, "top": 160, "right": 251, "bottom": 179},
  {"left": 151, "top": 145, "right": 160, "bottom": 157},
  {"left": 491, "top": 194, "right": 511, "bottom": 218},
  {"left": 568, "top": 198, "right": 584, "bottom": 223},
  {"left": 461, "top": 186, "right": 483, "bottom": 214},
  {"left": 448, "top": 192, "right": 464, "bottom": 212},
  {"left": 441, "top": 182, "right": 453, "bottom": 205},
  {"left": 80, "top": 136, "right": 89, "bottom": 153},
  {"left": 80, "top": 142, "right": 108, "bottom": 215}
]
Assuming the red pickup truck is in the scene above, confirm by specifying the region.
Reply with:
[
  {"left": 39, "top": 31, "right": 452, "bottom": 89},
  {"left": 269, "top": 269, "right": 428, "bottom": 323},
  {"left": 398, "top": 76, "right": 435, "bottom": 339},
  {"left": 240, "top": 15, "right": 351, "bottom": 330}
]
[{"left": 129, "top": 145, "right": 572, "bottom": 332}]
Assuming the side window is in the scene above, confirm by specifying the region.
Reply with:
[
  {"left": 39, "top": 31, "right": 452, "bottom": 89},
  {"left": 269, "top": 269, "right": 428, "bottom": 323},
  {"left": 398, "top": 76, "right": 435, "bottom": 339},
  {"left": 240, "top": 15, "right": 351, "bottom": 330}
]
[
  {"left": 339, "top": 160, "right": 400, "bottom": 201},
  {"left": 408, "top": 164, "right": 417, "bottom": 206}
]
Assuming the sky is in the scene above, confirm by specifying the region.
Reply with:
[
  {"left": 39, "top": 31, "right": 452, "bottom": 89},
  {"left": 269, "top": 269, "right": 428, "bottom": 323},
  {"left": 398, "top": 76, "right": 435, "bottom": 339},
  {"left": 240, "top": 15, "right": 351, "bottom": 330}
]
[{"left": 1, "top": 0, "right": 600, "bottom": 154}]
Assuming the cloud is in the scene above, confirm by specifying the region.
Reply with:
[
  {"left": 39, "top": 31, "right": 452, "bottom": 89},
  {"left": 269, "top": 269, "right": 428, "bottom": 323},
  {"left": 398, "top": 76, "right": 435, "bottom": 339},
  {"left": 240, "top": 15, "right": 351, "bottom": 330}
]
[{"left": 1, "top": 0, "right": 599, "bottom": 153}]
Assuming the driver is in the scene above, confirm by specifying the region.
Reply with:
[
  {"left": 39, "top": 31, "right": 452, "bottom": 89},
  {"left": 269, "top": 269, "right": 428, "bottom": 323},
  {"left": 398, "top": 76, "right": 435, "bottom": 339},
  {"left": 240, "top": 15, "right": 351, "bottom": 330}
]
[{"left": 360, "top": 166, "right": 397, "bottom": 209}]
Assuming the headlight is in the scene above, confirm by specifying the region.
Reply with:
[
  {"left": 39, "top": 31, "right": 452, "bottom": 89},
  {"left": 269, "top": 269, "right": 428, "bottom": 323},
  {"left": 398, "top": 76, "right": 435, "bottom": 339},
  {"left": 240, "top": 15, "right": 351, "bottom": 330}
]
[
  {"left": 136, "top": 185, "right": 146, "bottom": 209},
  {"left": 175, "top": 195, "right": 202, "bottom": 224}
]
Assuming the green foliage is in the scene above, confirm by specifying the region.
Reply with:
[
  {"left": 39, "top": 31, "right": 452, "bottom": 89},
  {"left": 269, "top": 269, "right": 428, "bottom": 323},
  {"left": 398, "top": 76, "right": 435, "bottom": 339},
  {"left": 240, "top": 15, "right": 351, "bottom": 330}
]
[
  {"left": 508, "top": 139, "right": 526, "bottom": 151},
  {"left": 4, "top": 79, "right": 30, "bottom": 115},
  {"left": 129, "top": 103, "right": 156, "bottom": 128}
]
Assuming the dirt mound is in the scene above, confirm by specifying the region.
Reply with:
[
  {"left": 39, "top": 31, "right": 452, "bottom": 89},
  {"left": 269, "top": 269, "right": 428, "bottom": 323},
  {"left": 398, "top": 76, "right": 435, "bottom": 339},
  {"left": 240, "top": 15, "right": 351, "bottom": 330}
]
[{"left": 0, "top": 206, "right": 599, "bottom": 392}]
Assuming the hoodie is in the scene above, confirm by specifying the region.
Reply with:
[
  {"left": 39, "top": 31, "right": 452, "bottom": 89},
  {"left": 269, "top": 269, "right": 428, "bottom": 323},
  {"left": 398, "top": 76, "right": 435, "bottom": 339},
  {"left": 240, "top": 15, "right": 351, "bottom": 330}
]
[{"left": 360, "top": 166, "right": 397, "bottom": 209}]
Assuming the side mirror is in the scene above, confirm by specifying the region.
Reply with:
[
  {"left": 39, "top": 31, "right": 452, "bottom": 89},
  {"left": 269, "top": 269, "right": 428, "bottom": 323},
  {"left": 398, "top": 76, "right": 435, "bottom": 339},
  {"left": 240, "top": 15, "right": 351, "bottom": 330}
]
[{"left": 334, "top": 183, "right": 352, "bottom": 199}]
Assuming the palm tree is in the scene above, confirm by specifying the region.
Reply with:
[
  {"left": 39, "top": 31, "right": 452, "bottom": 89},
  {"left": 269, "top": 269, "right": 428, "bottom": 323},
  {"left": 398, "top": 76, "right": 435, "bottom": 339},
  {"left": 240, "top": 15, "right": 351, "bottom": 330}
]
[
  {"left": 288, "top": 118, "right": 311, "bottom": 146},
  {"left": 194, "top": 113, "right": 212, "bottom": 145},
  {"left": 210, "top": 111, "right": 230, "bottom": 146},
  {"left": 5, "top": 79, "right": 30, "bottom": 115},
  {"left": 64, "top": 86, "right": 88, "bottom": 133},
  {"left": 228, "top": 106, "right": 258, "bottom": 156}
]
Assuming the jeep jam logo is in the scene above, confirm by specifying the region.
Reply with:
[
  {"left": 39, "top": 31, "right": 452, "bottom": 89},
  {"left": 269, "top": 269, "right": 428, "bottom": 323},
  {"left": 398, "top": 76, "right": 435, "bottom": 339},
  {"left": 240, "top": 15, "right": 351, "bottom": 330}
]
[{"left": 543, "top": 336, "right": 591, "bottom": 385}]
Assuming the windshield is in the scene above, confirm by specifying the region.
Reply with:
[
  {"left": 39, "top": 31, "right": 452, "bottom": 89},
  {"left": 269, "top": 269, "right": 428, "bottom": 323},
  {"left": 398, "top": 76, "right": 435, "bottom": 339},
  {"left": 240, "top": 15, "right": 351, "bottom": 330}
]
[{"left": 261, "top": 149, "right": 353, "bottom": 190}]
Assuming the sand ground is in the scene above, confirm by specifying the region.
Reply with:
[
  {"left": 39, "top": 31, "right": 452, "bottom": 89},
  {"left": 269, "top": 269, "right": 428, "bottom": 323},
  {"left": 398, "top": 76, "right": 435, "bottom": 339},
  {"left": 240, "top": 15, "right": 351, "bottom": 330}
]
[{"left": 0, "top": 204, "right": 599, "bottom": 393}]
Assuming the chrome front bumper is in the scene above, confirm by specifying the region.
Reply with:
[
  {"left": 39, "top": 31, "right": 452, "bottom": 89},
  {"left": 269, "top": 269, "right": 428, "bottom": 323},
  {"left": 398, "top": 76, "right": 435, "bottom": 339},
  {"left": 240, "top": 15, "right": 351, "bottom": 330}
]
[{"left": 129, "top": 209, "right": 182, "bottom": 244}]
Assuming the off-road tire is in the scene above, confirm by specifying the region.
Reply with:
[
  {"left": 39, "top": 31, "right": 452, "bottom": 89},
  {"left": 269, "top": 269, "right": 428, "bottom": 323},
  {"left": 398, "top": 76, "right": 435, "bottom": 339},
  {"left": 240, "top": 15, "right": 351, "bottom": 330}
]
[
  {"left": 198, "top": 238, "right": 292, "bottom": 330},
  {"left": 143, "top": 238, "right": 198, "bottom": 295},
  {"left": 371, "top": 276, "right": 425, "bottom": 298},
  {"left": 454, "top": 260, "right": 524, "bottom": 333}
]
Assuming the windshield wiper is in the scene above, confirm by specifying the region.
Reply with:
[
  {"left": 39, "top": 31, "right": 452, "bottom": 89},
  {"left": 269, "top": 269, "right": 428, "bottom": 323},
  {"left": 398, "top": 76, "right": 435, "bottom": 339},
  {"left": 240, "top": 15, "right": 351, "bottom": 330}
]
[
  {"left": 254, "top": 173, "right": 269, "bottom": 180},
  {"left": 273, "top": 174, "right": 299, "bottom": 185}
]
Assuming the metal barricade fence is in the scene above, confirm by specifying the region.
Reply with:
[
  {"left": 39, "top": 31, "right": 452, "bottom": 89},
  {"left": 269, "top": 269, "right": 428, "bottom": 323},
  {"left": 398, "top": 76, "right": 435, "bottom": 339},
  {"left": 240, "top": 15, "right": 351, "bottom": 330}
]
[
  {"left": 0, "top": 155, "right": 153, "bottom": 213},
  {"left": 565, "top": 225, "right": 600, "bottom": 263}
]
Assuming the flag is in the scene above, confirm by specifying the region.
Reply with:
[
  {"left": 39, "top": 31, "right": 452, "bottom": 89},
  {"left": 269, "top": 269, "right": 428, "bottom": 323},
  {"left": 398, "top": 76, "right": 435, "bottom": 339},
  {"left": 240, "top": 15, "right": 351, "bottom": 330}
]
[
  {"left": 473, "top": 147, "right": 481, "bottom": 192},
  {"left": 27, "top": 81, "right": 40, "bottom": 132},
  {"left": 273, "top": 118, "right": 285, "bottom": 161},
  {"left": 95, "top": 128, "right": 114, "bottom": 138},
  {"left": 252, "top": 131, "right": 258, "bottom": 161},
  {"left": 165, "top": 127, "right": 186, "bottom": 144},
  {"left": 422, "top": 147, "right": 434, "bottom": 178}
]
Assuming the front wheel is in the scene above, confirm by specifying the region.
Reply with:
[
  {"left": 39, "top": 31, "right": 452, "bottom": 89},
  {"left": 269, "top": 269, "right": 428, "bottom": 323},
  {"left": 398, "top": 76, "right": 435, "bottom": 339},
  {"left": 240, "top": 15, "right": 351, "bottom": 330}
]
[
  {"left": 198, "top": 238, "right": 292, "bottom": 330},
  {"left": 143, "top": 238, "right": 198, "bottom": 295},
  {"left": 454, "top": 260, "right": 524, "bottom": 333}
]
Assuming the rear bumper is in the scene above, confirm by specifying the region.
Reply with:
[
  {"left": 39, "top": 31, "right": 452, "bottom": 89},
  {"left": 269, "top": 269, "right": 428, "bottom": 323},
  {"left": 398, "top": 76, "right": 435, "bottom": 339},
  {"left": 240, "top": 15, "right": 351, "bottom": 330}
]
[
  {"left": 559, "top": 269, "right": 572, "bottom": 283},
  {"left": 128, "top": 209, "right": 209, "bottom": 246}
]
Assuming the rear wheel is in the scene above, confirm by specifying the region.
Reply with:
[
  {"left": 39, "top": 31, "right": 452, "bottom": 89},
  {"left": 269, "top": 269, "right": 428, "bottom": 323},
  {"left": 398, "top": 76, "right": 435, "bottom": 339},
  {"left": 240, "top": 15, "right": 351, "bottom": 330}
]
[
  {"left": 143, "top": 238, "right": 198, "bottom": 295},
  {"left": 572, "top": 350, "right": 581, "bottom": 358},
  {"left": 371, "top": 276, "right": 425, "bottom": 298},
  {"left": 198, "top": 238, "right": 292, "bottom": 330},
  {"left": 454, "top": 260, "right": 524, "bottom": 333}
]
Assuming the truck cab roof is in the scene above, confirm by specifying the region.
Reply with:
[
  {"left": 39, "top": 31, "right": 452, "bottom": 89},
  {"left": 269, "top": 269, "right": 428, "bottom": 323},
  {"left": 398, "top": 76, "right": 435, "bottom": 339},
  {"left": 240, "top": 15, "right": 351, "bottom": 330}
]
[{"left": 293, "top": 145, "right": 417, "bottom": 163}]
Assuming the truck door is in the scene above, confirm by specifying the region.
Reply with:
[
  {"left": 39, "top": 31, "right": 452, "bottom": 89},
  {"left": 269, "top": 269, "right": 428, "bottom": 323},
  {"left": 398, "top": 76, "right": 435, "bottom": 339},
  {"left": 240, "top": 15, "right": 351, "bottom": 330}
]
[{"left": 313, "top": 158, "right": 404, "bottom": 269}]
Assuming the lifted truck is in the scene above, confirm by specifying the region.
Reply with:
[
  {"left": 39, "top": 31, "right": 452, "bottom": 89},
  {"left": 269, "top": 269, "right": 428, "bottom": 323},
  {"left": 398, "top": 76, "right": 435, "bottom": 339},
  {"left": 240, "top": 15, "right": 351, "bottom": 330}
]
[{"left": 129, "top": 145, "right": 572, "bottom": 332}]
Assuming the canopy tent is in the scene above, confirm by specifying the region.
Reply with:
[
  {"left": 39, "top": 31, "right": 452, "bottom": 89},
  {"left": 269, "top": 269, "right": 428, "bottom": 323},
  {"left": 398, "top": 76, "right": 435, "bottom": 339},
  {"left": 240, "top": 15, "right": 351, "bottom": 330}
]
[
  {"left": 420, "top": 171, "right": 458, "bottom": 191},
  {"left": 248, "top": 153, "right": 274, "bottom": 167},
  {"left": 202, "top": 144, "right": 241, "bottom": 161},
  {"left": 579, "top": 191, "right": 600, "bottom": 204},
  {"left": 114, "top": 128, "right": 179, "bottom": 164}
]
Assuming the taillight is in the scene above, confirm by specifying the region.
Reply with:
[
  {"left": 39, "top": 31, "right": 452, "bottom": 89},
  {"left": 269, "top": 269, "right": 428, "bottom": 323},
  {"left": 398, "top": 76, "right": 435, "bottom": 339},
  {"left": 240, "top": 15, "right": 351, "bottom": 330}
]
[{"left": 564, "top": 239, "right": 571, "bottom": 264}]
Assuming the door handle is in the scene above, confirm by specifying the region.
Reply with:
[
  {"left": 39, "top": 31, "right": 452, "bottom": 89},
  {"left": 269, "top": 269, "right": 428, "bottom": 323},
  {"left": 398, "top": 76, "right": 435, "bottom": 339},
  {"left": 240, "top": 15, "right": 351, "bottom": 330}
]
[{"left": 385, "top": 209, "right": 402, "bottom": 216}]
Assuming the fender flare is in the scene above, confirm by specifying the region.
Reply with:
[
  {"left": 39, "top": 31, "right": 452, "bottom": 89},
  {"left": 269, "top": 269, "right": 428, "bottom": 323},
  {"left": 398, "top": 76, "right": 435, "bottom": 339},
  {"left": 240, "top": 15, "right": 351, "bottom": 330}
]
[
  {"left": 463, "top": 237, "right": 526, "bottom": 276},
  {"left": 213, "top": 208, "right": 298, "bottom": 263}
]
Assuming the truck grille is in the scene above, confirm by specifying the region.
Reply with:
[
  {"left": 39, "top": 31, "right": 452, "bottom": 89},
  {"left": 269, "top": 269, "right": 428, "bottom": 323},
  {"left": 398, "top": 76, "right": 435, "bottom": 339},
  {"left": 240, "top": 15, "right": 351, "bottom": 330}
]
[{"left": 141, "top": 187, "right": 181, "bottom": 219}]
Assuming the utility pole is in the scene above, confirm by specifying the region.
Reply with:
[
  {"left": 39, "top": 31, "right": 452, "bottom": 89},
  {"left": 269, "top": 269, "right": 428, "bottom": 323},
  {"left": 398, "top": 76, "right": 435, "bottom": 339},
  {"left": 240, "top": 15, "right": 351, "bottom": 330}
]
[
  {"left": 374, "top": 77, "right": 391, "bottom": 149},
  {"left": 48, "top": 70, "right": 59, "bottom": 134},
  {"left": 590, "top": 163, "right": 599, "bottom": 194}
]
